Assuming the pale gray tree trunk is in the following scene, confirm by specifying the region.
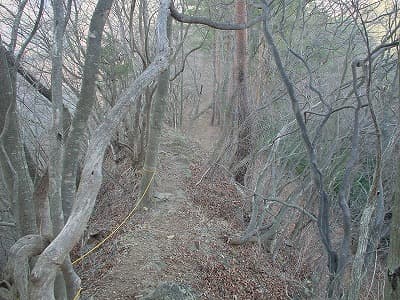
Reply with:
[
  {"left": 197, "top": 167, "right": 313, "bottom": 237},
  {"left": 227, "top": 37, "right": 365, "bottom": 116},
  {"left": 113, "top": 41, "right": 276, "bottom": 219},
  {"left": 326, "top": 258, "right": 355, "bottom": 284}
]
[
  {"left": 4, "top": 235, "right": 50, "bottom": 300},
  {"left": 221, "top": 32, "right": 234, "bottom": 131},
  {"left": 384, "top": 145, "right": 400, "bottom": 299},
  {"left": 384, "top": 47, "right": 400, "bottom": 300},
  {"left": 0, "top": 42, "right": 19, "bottom": 273},
  {"left": 140, "top": 15, "right": 172, "bottom": 205},
  {"left": 211, "top": 30, "right": 221, "bottom": 126},
  {"left": 61, "top": 0, "right": 115, "bottom": 221},
  {"left": 179, "top": 6, "right": 185, "bottom": 128},
  {"left": 48, "top": 0, "right": 71, "bottom": 298},
  {"left": 0, "top": 42, "right": 37, "bottom": 238},
  {"left": 28, "top": 1, "right": 170, "bottom": 298},
  {"left": 59, "top": 1, "right": 114, "bottom": 297},
  {"left": 0, "top": 0, "right": 46, "bottom": 274},
  {"left": 348, "top": 44, "right": 383, "bottom": 300}
]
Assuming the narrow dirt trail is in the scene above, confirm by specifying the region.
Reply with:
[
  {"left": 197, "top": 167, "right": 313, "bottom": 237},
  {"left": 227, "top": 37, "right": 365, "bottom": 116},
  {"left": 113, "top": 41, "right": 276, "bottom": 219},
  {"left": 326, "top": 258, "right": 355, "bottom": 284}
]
[
  {"left": 85, "top": 131, "right": 200, "bottom": 298},
  {"left": 78, "top": 108, "right": 304, "bottom": 299},
  {"left": 82, "top": 110, "right": 226, "bottom": 299}
]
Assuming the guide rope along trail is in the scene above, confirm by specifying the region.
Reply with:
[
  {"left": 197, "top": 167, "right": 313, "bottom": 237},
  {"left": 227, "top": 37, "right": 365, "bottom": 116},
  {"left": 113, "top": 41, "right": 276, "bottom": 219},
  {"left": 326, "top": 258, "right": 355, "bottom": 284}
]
[{"left": 71, "top": 168, "right": 156, "bottom": 299}]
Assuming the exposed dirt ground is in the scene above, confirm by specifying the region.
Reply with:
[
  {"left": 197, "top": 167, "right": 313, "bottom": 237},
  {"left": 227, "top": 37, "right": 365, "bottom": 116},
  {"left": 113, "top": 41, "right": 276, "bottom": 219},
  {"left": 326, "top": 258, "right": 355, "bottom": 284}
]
[{"left": 74, "top": 110, "right": 309, "bottom": 299}]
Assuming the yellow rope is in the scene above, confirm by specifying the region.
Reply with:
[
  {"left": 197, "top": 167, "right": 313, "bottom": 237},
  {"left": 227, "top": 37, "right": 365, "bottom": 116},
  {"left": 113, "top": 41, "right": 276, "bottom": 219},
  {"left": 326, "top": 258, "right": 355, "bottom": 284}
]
[
  {"left": 72, "top": 288, "right": 82, "bottom": 300},
  {"left": 72, "top": 169, "right": 156, "bottom": 265},
  {"left": 142, "top": 167, "right": 156, "bottom": 173}
]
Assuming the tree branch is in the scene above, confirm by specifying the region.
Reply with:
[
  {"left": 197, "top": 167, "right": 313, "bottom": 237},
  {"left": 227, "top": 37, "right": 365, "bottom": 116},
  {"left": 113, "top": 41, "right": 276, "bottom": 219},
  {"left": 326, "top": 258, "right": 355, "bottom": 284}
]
[
  {"left": 169, "top": 1, "right": 264, "bottom": 30},
  {"left": 170, "top": 43, "right": 203, "bottom": 81},
  {"left": 15, "top": 0, "right": 45, "bottom": 64},
  {"left": 5, "top": 51, "right": 52, "bottom": 101}
]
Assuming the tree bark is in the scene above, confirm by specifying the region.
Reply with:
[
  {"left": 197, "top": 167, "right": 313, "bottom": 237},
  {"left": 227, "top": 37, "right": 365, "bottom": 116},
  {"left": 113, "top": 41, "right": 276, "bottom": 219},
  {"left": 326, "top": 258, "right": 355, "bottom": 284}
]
[
  {"left": 4, "top": 235, "right": 49, "bottom": 300},
  {"left": 0, "top": 40, "right": 37, "bottom": 238},
  {"left": 232, "top": 0, "right": 251, "bottom": 185},
  {"left": 61, "top": 0, "right": 115, "bottom": 221},
  {"left": 28, "top": 1, "right": 170, "bottom": 298},
  {"left": 48, "top": 0, "right": 69, "bottom": 298},
  {"left": 0, "top": 41, "right": 19, "bottom": 272},
  {"left": 384, "top": 43, "right": 400, "bottom": 300},
  {"left": 211, "top": 30, "right": 221, "bottom": 126},
  {"left": 140, "top": 15, "right": 172, "bottom": 205}
]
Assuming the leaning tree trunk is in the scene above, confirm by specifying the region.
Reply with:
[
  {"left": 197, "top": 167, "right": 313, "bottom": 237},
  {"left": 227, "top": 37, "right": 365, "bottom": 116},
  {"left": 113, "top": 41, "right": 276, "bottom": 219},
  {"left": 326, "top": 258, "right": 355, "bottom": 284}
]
[{"left": 28, "top": 1, "right": 170, "bottom": 298}]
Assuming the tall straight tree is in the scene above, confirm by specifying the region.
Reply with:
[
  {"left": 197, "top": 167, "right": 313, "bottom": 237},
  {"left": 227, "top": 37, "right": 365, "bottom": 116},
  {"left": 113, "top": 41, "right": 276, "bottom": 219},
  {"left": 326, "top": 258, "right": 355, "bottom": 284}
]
[
  {"left": 48, "top": 0, "right": 71, "bottom": 298},
  {"left": 384, "top": 43, "right": 400, "bottom": 300},
  {"left": 140, "top": 15, "right": 172, "bottom": 205},
  {"left": 232, "top": 0, "right": 251, "bottom": 185},
  {"left": 61, "top": 0, "right": 115, "bottom": 221}
]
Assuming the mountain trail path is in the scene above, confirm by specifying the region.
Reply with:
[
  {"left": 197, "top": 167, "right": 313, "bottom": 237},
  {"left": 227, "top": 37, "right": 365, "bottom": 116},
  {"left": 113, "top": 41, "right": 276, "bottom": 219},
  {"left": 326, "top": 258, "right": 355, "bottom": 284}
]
[{"left": 76, "top": 108, "right": 304, "bottom": 300}]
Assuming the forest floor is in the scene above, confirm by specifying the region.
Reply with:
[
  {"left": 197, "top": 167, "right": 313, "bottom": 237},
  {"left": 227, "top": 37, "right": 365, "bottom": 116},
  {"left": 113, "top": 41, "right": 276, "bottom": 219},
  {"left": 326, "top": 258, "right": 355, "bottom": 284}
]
[{"left": 74, "top": 108, "right": 310, "bottom": 299}]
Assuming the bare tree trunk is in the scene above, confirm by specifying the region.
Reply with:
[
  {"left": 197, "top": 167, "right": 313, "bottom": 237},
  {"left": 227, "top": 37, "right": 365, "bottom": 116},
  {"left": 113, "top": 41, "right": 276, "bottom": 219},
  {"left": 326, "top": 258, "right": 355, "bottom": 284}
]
[
  {"left": 129, "top": 94, "right": 143, "bottom": 164},
  {"left": 4, "top": 235, "right": 50, "bottom": 300},
  {"left": 140, "top": 16, "right": 172, "bottom": 206},
  {"left": 61, "top": 0, "right": 115, "bottom": 221},
  {"left": 384, "top": 44, "right": 400, "bottom": 300},
  {"left": 179, "top": 8, "right": 184, "bottom": 129},
  {"left": 221, "top": 32, "right": 233, "bottom": 131},
  {"left": 232, "top": 0, "right": 251, "bottom": 185},
  {"left": 28, "top": 2, "right": 170, "bottom": 297},
  {"left": 0, "top": 41, "right": 19, "bottom": 272},
  {"left": 141, "top": 87, "right": 154, "bottom": 162},
  {"left": 348, "top": 34, "right": 383, "bottom": 300},
  {"left": 211, "top": 30, "right": 221, "bottom": 126},
  {"left": 48, "top": 0, "right": 69, "bottom": 298},
  {"left": 0, "top": 41, "right": 37, "bottom": 238}
]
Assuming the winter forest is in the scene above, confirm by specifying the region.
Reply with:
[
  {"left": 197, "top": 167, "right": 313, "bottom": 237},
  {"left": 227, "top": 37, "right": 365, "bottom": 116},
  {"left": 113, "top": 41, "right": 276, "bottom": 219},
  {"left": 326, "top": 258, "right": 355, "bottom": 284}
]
[{"left": 0, "top": 0, "right": 399, "bottom": 299}]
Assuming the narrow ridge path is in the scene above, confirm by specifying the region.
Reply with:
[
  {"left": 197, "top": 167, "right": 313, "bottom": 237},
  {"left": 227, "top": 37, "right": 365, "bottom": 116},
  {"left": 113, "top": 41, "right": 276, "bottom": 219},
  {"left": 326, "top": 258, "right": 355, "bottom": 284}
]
[
  {"left": 88, "top": 125, "right": 228, "bottom": 299},
  {"left": 81, "top": 109, "right": 303, "bottom": 299}
]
